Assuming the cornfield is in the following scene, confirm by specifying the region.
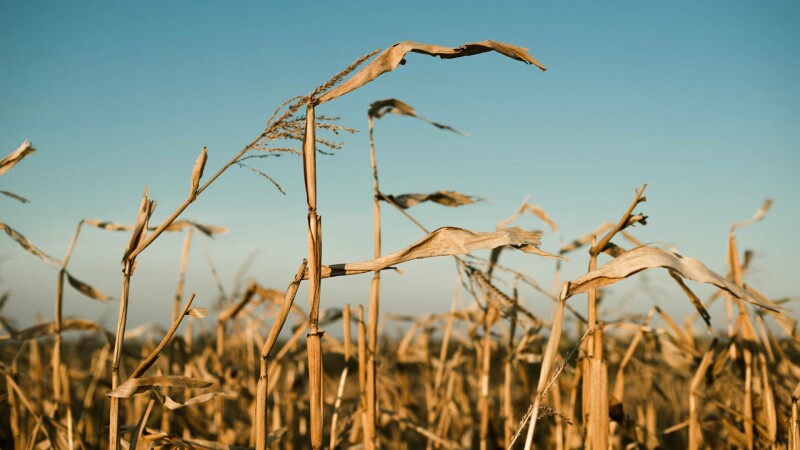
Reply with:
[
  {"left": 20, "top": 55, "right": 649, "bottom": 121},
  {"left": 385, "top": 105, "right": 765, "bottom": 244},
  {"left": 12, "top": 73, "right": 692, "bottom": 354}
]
[{"left": 1, "top": 39, "right": 798, "bottom": 450}]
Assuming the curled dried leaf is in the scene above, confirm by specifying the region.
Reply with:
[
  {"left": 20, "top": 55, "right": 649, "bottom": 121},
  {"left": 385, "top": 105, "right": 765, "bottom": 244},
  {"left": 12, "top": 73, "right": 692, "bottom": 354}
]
[
  {"left": 189, "top": 146, "right": 207, "bottom": 201},
  {"left": 0, "top": 140, "right": 36, "bottom": 176},
  {"left": 497, "top": 196, "right": 558, "bottom": 232},
  {"left": 186, "top": 308, "right": 207, "bottom": 318},
  {"left": 0, "top": 191, "right": 29, "bottom": 204},
  {"left": 0, "top": 318, "right": 104, "bottom": 341},
  {"left": 0, "top": 220, "right": 61, "bottom": 268},
  {"left": 383, "top": 191, "right": 479, "bottom": 209},
  {"left": 368, "top": 98, "right": 466, "bottom": 135},
  {"left": 155, "top": 390, "right": 236, "bottom": 411},
  {"left": 566, "top": 246, "right": 782, "bottom": 314},
  {"left": 732, "top": 198, "right": 773, "bottom": 231},
  {"left": 191, "top": 222, "right": 228, "bottom": 237},
  {"left": 66, "top": 272, "right": 111, "bottom": 302},
  {"left": 318, "top": 40, "right": 546, "bottom": 104},
  {"left": 307, "top": 226, "right": 560, "bottom": 279},
  {"left": 122, "top": 189, "right": 155, "bottom": 268},
  {"left": 108, "top": 376, "right": 214, "bottom": 398},
  {"left": 83, "top": 220, "right": 135, "bottom": 232}
]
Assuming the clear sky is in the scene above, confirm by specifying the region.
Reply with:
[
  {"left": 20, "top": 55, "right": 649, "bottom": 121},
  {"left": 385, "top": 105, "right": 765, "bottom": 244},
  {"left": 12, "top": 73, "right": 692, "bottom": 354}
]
[{"left": 1, "top": 1, "right": 798, "bottom": 334}]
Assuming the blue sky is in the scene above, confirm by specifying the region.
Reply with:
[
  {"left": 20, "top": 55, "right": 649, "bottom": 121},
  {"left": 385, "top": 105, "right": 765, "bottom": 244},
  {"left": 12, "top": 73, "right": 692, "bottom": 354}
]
[{"left": 1, "top": 1, "right": 798, "bottom": 333}]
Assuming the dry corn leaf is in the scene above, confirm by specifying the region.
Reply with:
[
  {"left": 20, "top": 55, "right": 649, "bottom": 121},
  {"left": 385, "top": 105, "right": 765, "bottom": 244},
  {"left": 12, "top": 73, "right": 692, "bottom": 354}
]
[
  {"left": 368, "top": 98, "right": 466, "bottom": 135},
  {"left": 186, "top": 308, "right": 207, "bottom": 318},
  {"left": 189, "top": 146, "right": 207, "bottom": 201},
  {"left": 83, "top": 220, "right": 134, "bottom": 232},
  {"left": 122, "top": 189, "right": 155, "bottom": 266},
  {"left": 308, "top": 226, "right": 559, "bottom": 279},
  {"left": 0, "top": 318, "right": 104, "bottom": 341},
  {"left": 65, "top": 272, "right": 111, "bottom": 302},
  {"left": 318, "top": 40, "right": 546, "bottom": 104},
  {"left": 732, "top": 198, "right": 773, "bottom": 231},
  {"left": 190, "top": 222, "right": 228, "bottom": 237},
  {"left": 566, "top": 246, "right": 781, "bottom": 313},
  {"left": 108, "top": 375, "right": 214, "bottom": 398},
  {"left": 0, "top": 190, "right": 29, "bottom": 204},
  {"left": 154, "top": 390, "right": 235, "bottom": 411},
  {"left": 497, "top": 196, "right": 558, "bottom": 232},
  {"left": 0, "top": 140, "right": 36, "bottom": 176},
  {"left": 0, "top": 220, "right": 61, "bottom": 268},
  {"left": 560, "top": 222, "right": 614, "bottom": 255},
  {"left": 383, "top": 191, "right": 479, "bottom": 209}
]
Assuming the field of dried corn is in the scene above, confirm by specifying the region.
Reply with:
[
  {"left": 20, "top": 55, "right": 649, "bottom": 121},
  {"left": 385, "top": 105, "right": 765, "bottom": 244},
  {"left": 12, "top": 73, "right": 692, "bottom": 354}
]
[{"left": 1, "top": 40, "right": 798, "bottom": 450}]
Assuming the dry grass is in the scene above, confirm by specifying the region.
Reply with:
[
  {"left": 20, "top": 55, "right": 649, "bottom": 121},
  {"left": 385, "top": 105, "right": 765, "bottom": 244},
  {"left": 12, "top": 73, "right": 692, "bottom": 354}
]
[{"left": 1, "top": 40, "right": 798, "bottom": 450}]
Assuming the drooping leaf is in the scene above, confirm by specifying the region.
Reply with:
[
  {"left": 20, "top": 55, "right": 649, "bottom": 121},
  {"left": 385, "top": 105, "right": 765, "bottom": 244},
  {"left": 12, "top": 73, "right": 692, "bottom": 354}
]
[
  {"left": 0, "top": 220, "right": 60, "bottom": 268},
  {"left": 318, "top": 40, "right": 546, "bottom": 104},
  {"left": 496, "top": 196, "right": 558, "bottom": 232},
  {"left": 108, "top": 375, "right": 214, "bottom": 399},
  {"left": 308, "top": 226, "right": 560, "bottom": 279},
  {"left": 0, "top": 318, "right": 104, "bottom": 341},
  {"left": 0, "top": 141, "right": 36, "bottom": 176},
  {"left": 368, "top": 98, "right": 466, "bottom": 135},
  {"left": 0, "top": 191, "right": 29, "bottom": 204},
  {"left": 732, "top": 198, "right": 773, "bottom": 231},
  {"left": 66, "top": 272, "right": 111, "bottom": 302},
  {"left": 566, "top": 246, "right": 783, "bottom": 314},
  {"left": 383, "top": 190, "right": 479, "bottom": 209}
]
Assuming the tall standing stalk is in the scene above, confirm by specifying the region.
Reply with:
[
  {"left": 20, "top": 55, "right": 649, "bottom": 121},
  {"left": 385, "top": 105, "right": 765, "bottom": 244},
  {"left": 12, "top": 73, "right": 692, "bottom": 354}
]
[
  {"left": 366, "top": 114, "right": 381, "bottom": 446},
  {"left": 301, "top": 99, "right": 325, "bottom": 449}
]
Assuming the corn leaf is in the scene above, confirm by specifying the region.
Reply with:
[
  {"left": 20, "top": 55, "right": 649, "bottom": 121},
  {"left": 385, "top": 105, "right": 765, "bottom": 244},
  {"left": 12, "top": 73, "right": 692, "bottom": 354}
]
[
  {"left": 309, "top": 226, "right": 559, "bottom": 279},
  {"left": 0, "top": 140, "right": 36, "bottom": 176},
  {"left": 318, "top": 40, "right": 545, "bottom": 104}
]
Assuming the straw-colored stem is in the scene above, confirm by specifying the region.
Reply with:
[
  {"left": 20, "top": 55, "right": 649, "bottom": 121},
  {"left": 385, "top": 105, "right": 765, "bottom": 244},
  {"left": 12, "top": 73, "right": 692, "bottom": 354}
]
[
  {"left": 503, "top": 289, "right": 519, "bottom": 448},
  {"left": 329, "top": 305, "right": 352, "bottom": 450},
  {"left": 522, "top": 283, "right": 568, "bottom": 450},
  {"left": 109, "top": 261, "right": 132, "bottom": 450},
  {"left": 366, "top": 115, "right": 381, "bottom": 446},
  {"left": 479, "top": 303, "right": 498, "bottom": 450},
  {"left": 255, "top": 260, "right": 307, "bottom": 450}
]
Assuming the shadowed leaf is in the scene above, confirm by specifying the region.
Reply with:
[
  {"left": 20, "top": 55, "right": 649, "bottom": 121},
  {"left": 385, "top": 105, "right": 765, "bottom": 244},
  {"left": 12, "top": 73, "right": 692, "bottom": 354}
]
[
  {"left": 0, "top": 191, "right": 29, "bottom": 204},
  {"left": 369, "top": 98, "right": 467, "bottom": 135},
  {"left": 383, "top": 191, "right": 479, "bottom": 209},
  {"left": 66, "top": 272, "right": 111, "bottom": 302}
]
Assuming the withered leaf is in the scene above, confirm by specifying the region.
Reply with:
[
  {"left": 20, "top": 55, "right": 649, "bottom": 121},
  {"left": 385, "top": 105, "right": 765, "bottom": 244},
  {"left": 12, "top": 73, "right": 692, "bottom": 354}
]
[
  {"left": 122, "top": 188, "right": 155, "bottom": 266},
  {"left": 186, "top": 308, "right": 207, "bottom": 318},
  {"left": 566, "top": 246, "right": 781, "bottom": 313},
  {"left": 318, "top": 40, "right": 546, "bottom": 104},
  {"left": 308, "top": 227, "right": 560, "bottom": 279},
  {"left": 0, "top": 191, "right": 29, "bottom": 204},
  {"left": 156, "top": 390, "right": 235, "bottom": 411},
  {"left": 66, "top": 272, "right": 111, "bottom": 302},
  {"left": 497, "top": 196, "right": 558, "bottom": 232},
  {"left": 732, "top": 198, "right": 773, "bottom": 231},
  {"left": 108, "top": 375, "right": 214, "bottom": 399},
  {"left": 368, "top": 98, "right": 466, "bottom": 135},
  {"left": 189, "top": 146, "right": 208, "bottom": 201},
  {"left": 0, "top": 318, "right": 104, "bottom": 341},
  {"left": 0, "top": 141, "right": 36, "bottom": 176},
  {"left": 0, "top": 220, "right": 61, "bottom": 268},
  {"left": 383, "top": 191, "right": 479, "bottom": 209}
]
